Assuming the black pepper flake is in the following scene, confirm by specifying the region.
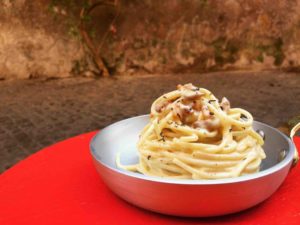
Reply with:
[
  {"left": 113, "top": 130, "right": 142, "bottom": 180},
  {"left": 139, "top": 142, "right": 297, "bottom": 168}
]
[
  {"left": 209, "top": 112, "right": 214, "bottom": 116},
  {"left": 208, "top": 100, "right": 216, "bottom": 104},
  {"left": 147, "top": 155, "right": 151, "bottom": 160},
  {"left": 177, "top": 113, "right": 181, "bottom": 119},
  {"left": 192, "top": 87, "right": 200, "bottom": 91},
  {"left": 220, "top": 106, "right": 224, "bottom": 111},
  {"left": 163, "top": 96, "right": 167, "bottom": 99},
  {"left": 243, "top": 127, "right": 246, "bottom": 130},
  {"left": 229, "top": 128, "right": 232, "bottom": 132},
  {"left": 243, "top": 158, "right": 247, "bottom": 160},
  {"left": 240, "top": 114, "right": 247, "bottom": 120},
  {"left": 159, "top": 135, "right": 166, "bottom": 142}
]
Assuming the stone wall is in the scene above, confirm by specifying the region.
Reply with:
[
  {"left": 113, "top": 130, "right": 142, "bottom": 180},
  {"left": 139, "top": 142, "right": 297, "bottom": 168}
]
[
  {"left": 0, "top": 0, "right": 87, "bottom": 79},
  {"left": 1, "top": 0, "right": 300, "bottom": 79}
]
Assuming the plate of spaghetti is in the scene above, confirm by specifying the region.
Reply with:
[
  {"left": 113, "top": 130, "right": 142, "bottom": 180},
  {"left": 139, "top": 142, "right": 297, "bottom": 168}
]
[{"left": 90, "top": 84, "right": 299, "bottom": 217}]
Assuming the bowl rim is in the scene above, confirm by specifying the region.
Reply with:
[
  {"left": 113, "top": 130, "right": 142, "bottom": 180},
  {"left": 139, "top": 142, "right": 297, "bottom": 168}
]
[{"left": 90, "top": 115, "right": 295, "bottom": 185}]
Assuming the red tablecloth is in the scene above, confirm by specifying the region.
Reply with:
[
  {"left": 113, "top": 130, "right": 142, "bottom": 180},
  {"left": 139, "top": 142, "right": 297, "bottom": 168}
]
[{"left": 0, "top": 132, "right": 299, "bottom": 225}]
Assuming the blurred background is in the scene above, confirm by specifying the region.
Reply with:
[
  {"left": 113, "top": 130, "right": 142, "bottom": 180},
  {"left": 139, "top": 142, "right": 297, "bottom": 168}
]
[{"left": 0, "top": 0, "right": 299, "bottom": 172}]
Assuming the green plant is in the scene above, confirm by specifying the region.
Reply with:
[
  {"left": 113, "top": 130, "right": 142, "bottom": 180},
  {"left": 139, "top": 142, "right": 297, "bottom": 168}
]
[
  {"left": 254, "top": 38, "right": 284, "bottom": 66},
  {"left": 256, "top": 54, "right": 264, "bottom": 63},
  {"left": 212, "top": 37, "right": 239, "bottom": 65}
]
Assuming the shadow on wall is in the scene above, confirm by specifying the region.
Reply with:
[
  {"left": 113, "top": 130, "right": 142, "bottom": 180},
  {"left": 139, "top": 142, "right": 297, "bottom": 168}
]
[{"left": 1, "top": 0, "right": 300, "bottom": 79}]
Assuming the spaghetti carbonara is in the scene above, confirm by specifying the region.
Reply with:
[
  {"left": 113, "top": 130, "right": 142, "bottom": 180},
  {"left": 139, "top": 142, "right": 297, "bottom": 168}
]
[{"left": 117, "top": 84, "right": 266, "bottom": 179}]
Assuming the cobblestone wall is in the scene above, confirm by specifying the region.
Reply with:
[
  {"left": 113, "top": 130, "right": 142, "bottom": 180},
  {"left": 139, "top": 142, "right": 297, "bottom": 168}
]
[{"left": 1, "top": 0, "right": 300, "bottom": 79}]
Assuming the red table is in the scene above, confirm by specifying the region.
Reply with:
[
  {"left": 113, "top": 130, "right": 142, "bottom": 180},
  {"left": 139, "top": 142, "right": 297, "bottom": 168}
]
[{"left": 1, "top": 131, "right": 300, "bottom": 225}]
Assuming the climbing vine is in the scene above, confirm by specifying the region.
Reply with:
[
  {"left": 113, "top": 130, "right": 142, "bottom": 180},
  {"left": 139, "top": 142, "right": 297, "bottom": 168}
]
[{"left": 48, "top": 0, "right": 120, "bottom": 76}]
